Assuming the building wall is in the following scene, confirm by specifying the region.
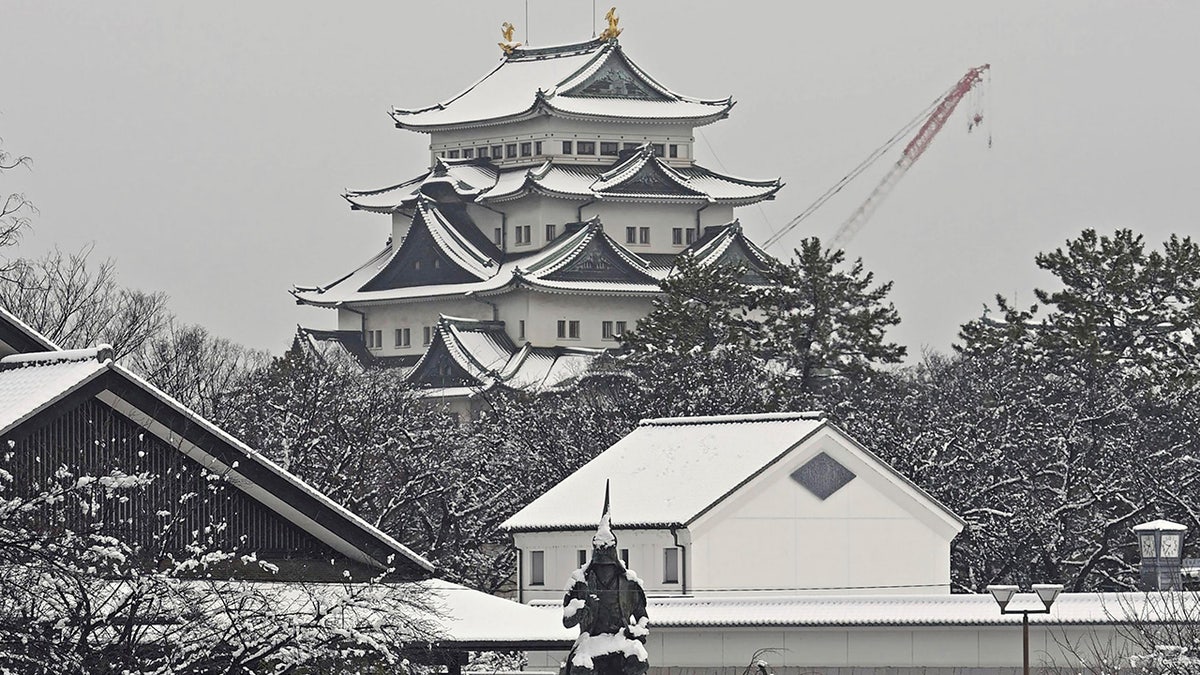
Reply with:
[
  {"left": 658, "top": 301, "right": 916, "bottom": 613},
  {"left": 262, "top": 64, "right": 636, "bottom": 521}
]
[
  {"left": 513, "top": 529, "right": 685, "bottom": 604},
  {"left": 429, "top": 117, "right": 695, "bottom": 169},
  {"left": 688, "top": 431, "right": 955, "bottom": 596},
  {"left": 525, "top": 624, "right": 1134, "bottom": 672},
  {"left": 355, "top": 299, "right": 493, "bottom": 358},
  {"left": 494, "top": 290, "right": 654, "bottom": 348}
]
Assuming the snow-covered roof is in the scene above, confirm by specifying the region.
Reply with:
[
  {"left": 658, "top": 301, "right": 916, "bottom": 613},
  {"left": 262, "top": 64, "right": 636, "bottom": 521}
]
[
  {"left": 294, "top": 217, "right": 702, "bottom": 307},
  {"left": 531, "top": 591, "right": 1200, "bottom": 628},
  {"left": 0, "top": 304, "right": 59, "bottom": 355},
  {"left": 0, "top": 346, "right": 434, "bottom": 576},
  {"left": 344, "top": 157, "right": 779, "bottom": 213},
  {"left": 1133, "top": 519, "right": 1188, "bottom": 532},
  {"left": 407, "top": 315, "right": 605, "bottom": 393},
  {"left": 422, "top": 578, "right": 574, "bottom": 647},
  {"left": 389, "top": 39, "right": 733, "bottom": 132},
  {"left": 0, "top": 347, "right": 110, "bottom": 434},
  {"left": 501, "top": 412, "right": 831, "bottom": 532}
]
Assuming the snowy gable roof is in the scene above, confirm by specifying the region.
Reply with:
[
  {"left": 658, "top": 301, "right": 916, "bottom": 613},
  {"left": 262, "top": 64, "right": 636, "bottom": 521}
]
[
  {"left": 0, "top": 305, "right": 59, "bottom": 356},
  {"left": 501, "top": 413, "right": 829, "bottom": 532},
  {"left": 684, "top": 220, "right": 776, "bottom": 282},
  {"left": 0, "top": 347, "right": 434, "bottom": 576},
  {"left": 357, "top": 200, "right": 501, "bottom": 292},
  {"left": 501, "top": 412, "right": 965, "bottom": 533},
  {"left": 390, "top": 40, "right": 732, "bottom": 132}
]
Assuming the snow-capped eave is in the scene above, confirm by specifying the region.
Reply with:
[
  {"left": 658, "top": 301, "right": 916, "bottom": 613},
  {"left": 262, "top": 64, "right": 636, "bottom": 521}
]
[
  {"left": 0, "top": 305, "right": 60, "bottom": 353},
  {"left": 502, "top": 521, "right": 686, "bottom": 534},
  {"left": 391, "top": 97, "right": 733, "bottom": 133}
]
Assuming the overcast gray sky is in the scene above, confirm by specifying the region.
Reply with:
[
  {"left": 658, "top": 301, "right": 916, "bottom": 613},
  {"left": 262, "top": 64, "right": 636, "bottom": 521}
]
[{"left": 3, "top": 2, "right": 1197, "bottom": 358}]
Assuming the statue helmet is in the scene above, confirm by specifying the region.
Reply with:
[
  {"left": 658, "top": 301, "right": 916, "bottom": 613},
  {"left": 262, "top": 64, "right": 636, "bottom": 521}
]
[{"left": 591, "top": 480, "right": 622, "bottom": 566}]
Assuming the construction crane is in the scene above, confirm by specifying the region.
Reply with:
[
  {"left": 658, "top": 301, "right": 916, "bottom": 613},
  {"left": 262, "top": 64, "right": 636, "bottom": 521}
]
[{"left": 763, "top": 64, "right": 991, "bottom": 251}]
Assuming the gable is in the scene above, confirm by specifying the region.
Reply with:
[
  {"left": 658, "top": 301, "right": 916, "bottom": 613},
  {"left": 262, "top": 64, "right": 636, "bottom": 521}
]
[
  {"left": 0, "top": 307, "right": 57, "bottom": 356},
  {"left": 359, "top": 216, "right": 483, "bottom": 291},
  {"left": 598, "top": 160, "right": 705, "bottom": 198},
  {"left": 560, "top": 51, "right": 671, "bottom": 101},
  {"left": 541, "top": 233, "right": 658, "bottom": 284},
  {"left": 408, "top": 337, "right": 485, "bottom": 389},
  {"left": 3, "top": 396, "right": 362, "bottom": 579},
  {"left": 714, "top": 237, "right": 771, "bottom": 284}
]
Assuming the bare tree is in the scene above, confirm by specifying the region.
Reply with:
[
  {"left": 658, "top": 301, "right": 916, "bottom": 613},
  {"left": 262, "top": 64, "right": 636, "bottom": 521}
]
[
  {"left": 1050, "top": 592, "right": 1200, "bottom": 675},
  {"left": 0, "top": 244, "right": 169, "bottom": 357},
  {"left": 0, "top": 139, "right": 34, "bottom": 278}
]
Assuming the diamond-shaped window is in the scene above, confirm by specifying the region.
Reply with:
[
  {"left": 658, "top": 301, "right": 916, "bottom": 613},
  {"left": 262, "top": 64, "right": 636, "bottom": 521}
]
[{"left": 791, "top": 452, "right": 855, "bottom": 500}]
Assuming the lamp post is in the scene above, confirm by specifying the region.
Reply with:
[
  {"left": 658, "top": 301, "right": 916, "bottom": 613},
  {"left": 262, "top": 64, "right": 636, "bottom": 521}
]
[{"left": 986, "top": 584, "right": 1064, "bottom": 675}]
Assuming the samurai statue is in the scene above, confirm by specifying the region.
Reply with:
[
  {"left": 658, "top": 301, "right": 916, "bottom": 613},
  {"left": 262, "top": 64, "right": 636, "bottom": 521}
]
[{"left": 560, "top": 482, "right": 649, "bottom": 675}]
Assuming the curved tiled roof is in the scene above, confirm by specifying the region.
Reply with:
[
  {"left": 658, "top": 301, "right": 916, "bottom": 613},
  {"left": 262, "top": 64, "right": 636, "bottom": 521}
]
[{"left": 389, "top": 40, "right": 732, "bottom": 132}]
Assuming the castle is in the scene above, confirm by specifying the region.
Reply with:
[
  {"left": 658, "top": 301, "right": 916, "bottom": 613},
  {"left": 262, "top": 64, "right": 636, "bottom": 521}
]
[{"left": 294, "top": 18, "right": 782, "bottom": 408}]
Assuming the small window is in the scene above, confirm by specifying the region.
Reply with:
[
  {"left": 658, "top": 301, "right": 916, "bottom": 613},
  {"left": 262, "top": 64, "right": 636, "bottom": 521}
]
[
  {"left": 638, "top": 227, "right": 650, "bottom": 245},
  {"left": 562, "top": 140, "right": 573, "bottom": 155},
  {"left": 522, "top": 225, "right": 531, "bottom": 244},
  {"left": 505, "top": 143, "right": 518, "bottom": 158},
  {"left": 672, "top": 228, "right": 683, "bottom": 246},
  {"left": 519, "top": 320, "right": 526, "bottom": 341},
  {"left": 493, "top": 227, "right": 503, "bottom": 246},
  {"left": 515, "top": 227, "right": 525, "bottom": 245},
  {"left": 364, "top": 330, "right": 374, "bottom": 349},
  {"left": 620, "top": 548, "right": 630, "bottom": 566},
  {"left": 664, "top": 548, "right": 680, "bottom": 584},
  {"left": 669, "top": 144, "right": 679, "bottom": 158},
  {"left": 685, "top": 229, "right": 696, "bottom": 245},
  {"left": 557, "top": 320, "right": 567, "bottom": 339},
  {"left": 478, "top": 146, "right": 490, "bottom": 159},
  {"left": 545, "top": 223, "right": 557, "bottom": 241},
  {"left": 491, "top": 145, "right": 503, "bottom": 159},
  {"left": 530, "top": 550, "right": 545, "bottom": 586},
  {"left": 423, "top": 326, "right": 432, "bottom": 346},
  {"left": 615, "top": 321, "right": 627, "bottom": 337},
  {"left": 568, "top": 320, "right": 580, "bottom": 339},
  {"left": 602, "top": 321, "right": 614, "bottom": 340},
  {"left": 520, "top": 142, "right": 532, "bottom": 157},
  {"left": 395, "top": 328, "right": 411, "bottom": 348},
  {"left": 600, "top": 141, "right": 619, "bottom": 156},
  {"left": 462, "top": 148, "right": 475, "bottom": 159},
  {"left": 535, "top": 141, "right": 543, "bottom": 155},
  {"left": 368, "top": 329, "right": 381, "bottom": 349},
  {"left": 651, "top": 143, "right": 665, "bottom": 157},
  {"left": 625, "top": 227, "right": 637, "bottom": 244},
  {"left": 577, "top": 141, "right": 595, "bottom": 155},
  {"left": 446, "top": 149, "right": 460, "bottom": 159},
  {"left": 623, "top": 142, "right": 640, "bottom": 151},
  {"left": 577, "top": 550, "right": 588, "bottom": 568}
]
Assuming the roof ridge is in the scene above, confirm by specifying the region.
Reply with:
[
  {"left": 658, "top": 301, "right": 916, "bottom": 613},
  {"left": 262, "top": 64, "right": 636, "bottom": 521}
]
[
  {"left": 0, "top": 345, "right": 113, "bottom": 368},
  {"left": 638, "top": 411, "right": 825, "bottom": 427}
]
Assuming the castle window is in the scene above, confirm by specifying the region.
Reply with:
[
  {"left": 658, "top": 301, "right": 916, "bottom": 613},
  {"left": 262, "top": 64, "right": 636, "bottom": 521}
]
[
  {"left": 669, "top": 144, "right": 679, "bottom": 158},
  {"left": 578, "top": 549, "right": 588, "bottom": 567},
  {"left": 557, "top": 320, "right": 581, "bottom": 340},
  {"left": 620, "top": 549, "right": 630, "bottom": 566},
  {"left": 515, "top": 225, "right": 531, "bottom": 245},
  {"left": 535, "top": 141, "right": 543, "bottom": 155},
  {"left": 520, "top": 142, "right": 532, "bottom": 157},
  {"left": 423, "top": 326, "right": 432, "bottom": 346},
  {"left": 577, "top": 141, "right": 595, "bottom": 155},
  {"left": 672, "top": 228, "right": 683, "bottom": 246},
  {"left": 446, "top": 149, "right": 460, "bottom": 159},
  {"left": 615, "top": 321, "right": 627, "bottom": 337},
  {"left": 638, "top": 227, "right": 650, "bottom": 245},
  {"left": 686, "top": 229, "right": 696, "bottom": 245},
  {"left": 600, "top": 142, "right": 619, "bottom": 156},
  {"left": 602, "top": 321, "right": 614, "bottom": 340},
  {"left": 493, "top": 227, "right": 503, "bottom": 246},
  {"left": 652, "top": 143, "right": 665, "bottom": 157},
  {"left": 545, "top": 223, "right": 557, "bottom": 241},
  {"left": 562, "top": 140, "right": 573, "bottom": 154},
  {"left": 519, "top": 320, "right": 526, "bottom": 341},
  {"left": 664, "top": 548, "right": 680, "bottom": 584},
  {"left": 365, "top": 329, "right": 382, "bottom": 350},
  {"left": 491, "top": 145, "right": 503, "bottom": 159},
  {"left": 462, "top": 148, "right": 475, "bottom": 159},
  {"left": 478, "top": 146, "right": 490, "bottom": 158},
  {"left": 395, "top": 328, "right": 411, "bottom": 348},
  {"left": 557, "top": 320, "right": 566, "bottom": 339},
  {"left": 625, "top": 227, "right": 636, "bottom": 244},
  {"left": 530, "top": 550, "right": 545, "bottom": 586},
  {"left": 505, "top": 144, "right": 518, "bottom": 158}
]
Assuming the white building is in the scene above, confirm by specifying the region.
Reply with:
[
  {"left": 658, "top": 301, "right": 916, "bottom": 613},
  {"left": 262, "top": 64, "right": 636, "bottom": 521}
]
[
  {"left": 501, "top": 412, "right": 964, "bottom": 603},
  {"left": 501, "top": 412, "right": 1195, "bottom": 674},
  {"left": 292, "top": 27, "right": 781, "bottom": 406}
]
